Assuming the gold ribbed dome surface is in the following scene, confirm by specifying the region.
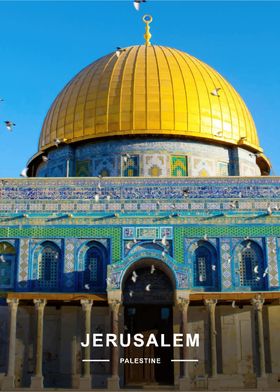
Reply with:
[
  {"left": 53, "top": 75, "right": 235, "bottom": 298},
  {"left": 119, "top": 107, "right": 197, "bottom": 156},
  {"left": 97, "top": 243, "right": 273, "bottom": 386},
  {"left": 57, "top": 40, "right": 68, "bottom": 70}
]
[{"left": 39, "top": 45, "right": 262, "bottom": 153}]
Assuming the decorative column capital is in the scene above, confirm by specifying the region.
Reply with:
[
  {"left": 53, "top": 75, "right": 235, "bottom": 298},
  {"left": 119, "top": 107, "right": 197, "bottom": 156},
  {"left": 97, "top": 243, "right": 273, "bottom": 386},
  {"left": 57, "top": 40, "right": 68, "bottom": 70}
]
[
  {"left": 33, "top": 299, "right": 47, "bottom": 310},
  {"left": 80, "top": 299, "right": 93, "bottom": 311},
  {"left": 177, "top": 297, "right": 190, "bottom": 311},
  {"left": 6, "top": 298, "right": 19, "bottom": 308},
  {"left": 204, "top": 298, "right": 218, "bottom": 308},
  {"left": 251, "top": 295, "right": 265, "bottom": 311},
  {"left": 109, "top": 299, "right": 122, "bottom": 314}
]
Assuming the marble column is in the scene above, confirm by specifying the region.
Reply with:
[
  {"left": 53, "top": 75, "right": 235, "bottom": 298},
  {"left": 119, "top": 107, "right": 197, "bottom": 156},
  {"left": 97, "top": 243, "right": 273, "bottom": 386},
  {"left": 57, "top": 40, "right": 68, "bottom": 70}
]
[
  {"left": 177, "top": 298, "right": 191, "bottom": 391},
  {"left": 204, "top": 299, "right": 218, "bottom": 378},
  {"left": 79, "top": 299, "right": 93, "bottom": 390},
  {"left": 107, "top": 300, "right": 121, "bottom": 390},
  {"left": 2, "top": 298, "right": 19, "bottom": 390},
  {"left": 251, "top": 296, "right": 268, "bottom": 388},
  {"left": 30, "top": 299, "right": 47, "bottom": 389}
]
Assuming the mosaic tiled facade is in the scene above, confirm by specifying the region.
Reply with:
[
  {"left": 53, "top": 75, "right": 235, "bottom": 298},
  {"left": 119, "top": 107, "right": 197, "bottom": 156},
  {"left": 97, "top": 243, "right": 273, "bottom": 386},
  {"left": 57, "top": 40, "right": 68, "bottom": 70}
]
[
  {"left": 0, "top": 177, "right": 280, "bottom": 293},
  {"left": 35, "top": 139, "right": 261, "bottom": 178}
]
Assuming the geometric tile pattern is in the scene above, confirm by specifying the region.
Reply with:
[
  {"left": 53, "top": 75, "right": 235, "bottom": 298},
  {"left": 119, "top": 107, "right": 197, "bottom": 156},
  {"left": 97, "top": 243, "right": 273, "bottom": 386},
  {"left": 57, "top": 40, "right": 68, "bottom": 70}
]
[
  {"left": 220, "top": 238, "right": 233, "bottom": 290},
  {"left": 64, "top": 238, "right": 75, "bottom": 289},
  {"left": 267, "top": 237, "right": 279, "bottom": 287},
  {"left": 18, "top": 238, "right": 29, "bottom": 289}
]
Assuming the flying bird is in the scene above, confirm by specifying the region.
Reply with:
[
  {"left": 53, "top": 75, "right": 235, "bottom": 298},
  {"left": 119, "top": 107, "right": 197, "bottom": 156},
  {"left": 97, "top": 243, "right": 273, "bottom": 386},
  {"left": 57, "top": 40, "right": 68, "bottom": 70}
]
[
  {"left": 42, "top": 155, "right": 48, "bottom": 162},
  {"left": 0, "top": 255, "right": 6, "bottom": 263},
  {"left": 232, "top": 301, "right": 236, "bottom": 308},
  {"left": 123, "top": 153, "right": 131, "bottom": 164},
  {"left": 230, "top": 200, "right": 238, "bottom": 209},
  {"left": 246, "top": 241, "right": 251, "bottom": 249},
  {"left": 129, "top": 290, "right": 133, "bottom": 297},
  {"left": 267, "top": 205, "right": 272, "bottom": 215},
  {"left": 94, "top": 194, "right": 100, "bottom": 202},
  {"left": 126, "top": 242, "right": 132, "bottom": 250},
  {"left": 115, "top": 47, "right": 126, "bottom": 58},
  {"left": 161, "top": 235, "right": 167, "bottom": 246},
  {"left": 199, "top": 274, "right": 204, "bottom": 282},
  {"left": 253, "top": 265, "right": 258, "bottom": 274},
  {"left": 133, "top": 0, "right": 146, "bottom": 11},
  {"left": 150, "top": 264, "right": 156, "bottom": 274},
  {"left": 84, "top": 284, "right": 90, "bottom": 290},
  {"left": 211, "top": 265, "right": 216, "bottom": 271},
  {"left": 203, "top": 234, "right": 208, "bottom": 241},
  {"left": 145, "top": 284, "right": 151, "bottom": 292},
  {"left": 4, "top": 121, "right": 16, "bottom": 131},
  {"left": 210, "top": 87, "right": 221, "bottom": 97},
  {"left": 263, "top": 267, "right": 269, "bottom": 277},
  {"left": 20, "top": 168, "right": 28, "bottom": 178},
  {"left": 54, "top": 138, "right": 67, "bottom": 147},
  {"left": 97, "top": 182, "right": 102, "bottom": 190},
  {"left": 131, "top": 270, "right": 138, "bottom": 283}
]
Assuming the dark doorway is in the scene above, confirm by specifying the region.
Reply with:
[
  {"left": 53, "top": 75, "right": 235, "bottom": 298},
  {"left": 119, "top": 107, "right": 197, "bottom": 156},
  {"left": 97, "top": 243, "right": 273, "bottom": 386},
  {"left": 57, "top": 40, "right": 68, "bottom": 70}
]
[
  {"left": 124, "top": 305, "right": 174, "bottom": 386},
  {"left": 122, "top": 262, "right": 175, "bottom": 387}
]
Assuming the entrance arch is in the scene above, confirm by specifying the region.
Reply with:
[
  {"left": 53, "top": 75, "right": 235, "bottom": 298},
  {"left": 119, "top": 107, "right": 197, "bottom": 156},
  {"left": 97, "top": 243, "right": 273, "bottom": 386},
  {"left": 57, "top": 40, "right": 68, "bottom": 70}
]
[{"left": 122, "top": 258, "right": 175, "bottom": 386}]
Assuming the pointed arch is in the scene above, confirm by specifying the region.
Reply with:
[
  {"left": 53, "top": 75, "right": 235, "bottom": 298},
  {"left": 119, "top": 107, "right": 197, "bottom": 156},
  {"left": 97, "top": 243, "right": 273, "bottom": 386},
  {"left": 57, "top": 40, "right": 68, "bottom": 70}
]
[
  {"left": 192, "top": 240, "right": 218, "bottom": 290},
  {"left": 235, "top": 240, "right": 265, "bottom": 290},
  {"left": 77, "top": 241, "right": 108, "bottom": 292},
  {"left": 32, "top": 241, "right": 61, "bottom": 290},
  {"left": 0, "top": 241, "right": 16, "bottom": 289}
]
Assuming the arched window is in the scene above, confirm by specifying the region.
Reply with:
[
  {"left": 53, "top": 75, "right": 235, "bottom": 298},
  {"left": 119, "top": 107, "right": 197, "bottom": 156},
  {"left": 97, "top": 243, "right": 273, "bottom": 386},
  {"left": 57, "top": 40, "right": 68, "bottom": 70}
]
[
  {"left": 78, "top": 242, "right": 107, "bottom": 292},
  {"left": 122, "top": 155, "right": 139, "bottom": 177},
  {"left": 0, "top": 242, "right": 16, "bottom": 289},
  {"left": 193, "top": 241, "right": 217, "bottom": 289},
  {"left": 37, "top": 242, "right": 60, "bottom": 290},
  {"left": 239, "top": 241, "right": 264, "bottom": 289}
]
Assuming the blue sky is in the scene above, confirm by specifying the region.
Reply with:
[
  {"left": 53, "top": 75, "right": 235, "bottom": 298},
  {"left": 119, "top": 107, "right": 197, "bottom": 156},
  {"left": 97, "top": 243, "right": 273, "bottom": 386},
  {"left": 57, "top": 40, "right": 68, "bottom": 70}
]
[{"left": 0, "top": 1, "right": 279, "bottom": 177}]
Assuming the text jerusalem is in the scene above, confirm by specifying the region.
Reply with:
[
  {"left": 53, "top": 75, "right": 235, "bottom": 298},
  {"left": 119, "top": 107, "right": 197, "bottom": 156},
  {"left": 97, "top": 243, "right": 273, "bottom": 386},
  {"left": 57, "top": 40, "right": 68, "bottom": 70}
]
[{"left": 81, "top": 333, "right": 200, "bottom": 348}]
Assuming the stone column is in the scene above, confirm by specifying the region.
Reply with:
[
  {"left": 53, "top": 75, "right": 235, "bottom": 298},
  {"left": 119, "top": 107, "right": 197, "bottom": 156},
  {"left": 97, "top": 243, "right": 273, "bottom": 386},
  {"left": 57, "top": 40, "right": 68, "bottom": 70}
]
[
  {"left": 2, "top": 298, "right": 19, "bottom": 390},
  {"left": 79, "top": 299, "right": 93, "bottom": 389},
  {"left": 30, "top": 299, "right": 47, "bottom": 389},
  {"left": 204, "top": 299, "right": 218, "bottom": 378},
  {"left": 71, "top": 335, "right": 79, "bottom": 389},
  {"left": 178, "top": 298, "right": 191, "bottom": 390},
  {"left": 251, "top": 296, "right": 268, "bottom": 388},
  {"left": 107, "top": 299, "right": 121, "bottom": 390}
]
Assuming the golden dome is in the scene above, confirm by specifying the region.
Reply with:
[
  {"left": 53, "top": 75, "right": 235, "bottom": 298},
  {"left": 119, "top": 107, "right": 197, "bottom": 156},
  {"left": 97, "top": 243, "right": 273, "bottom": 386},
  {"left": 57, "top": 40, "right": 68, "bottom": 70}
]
[{"left": 39, "top": 45, "right": 264, "bottom": 156}]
